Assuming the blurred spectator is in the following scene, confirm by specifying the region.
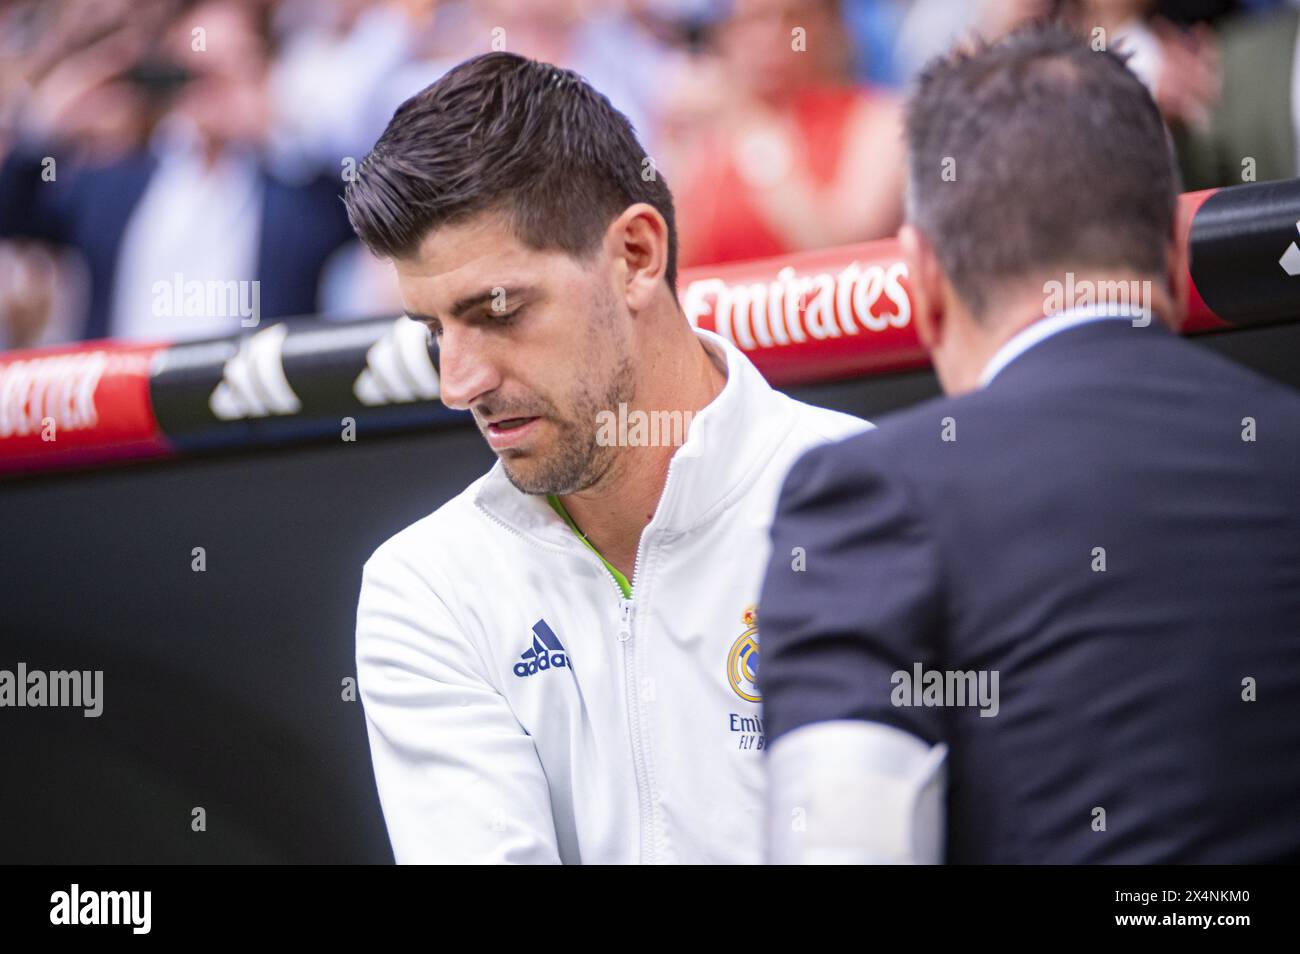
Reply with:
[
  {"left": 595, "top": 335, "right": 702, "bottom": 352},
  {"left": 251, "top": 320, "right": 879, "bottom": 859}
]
[
  {"left": 326, "top": 0, "right": 702, "bottom": 316},
  {"left": 0, "top": 0, "right": 355, "bottom": 344},
  {"left": 895, "top": 1, "right": 1231, "bottom": 179},
  {"left": 4, "top": 0, "right": 1284, "bottom": 347},
  {"left": 0, "top": 241, "right": 83, "bottom": 350},
  {"left": 1175, "top": 0, "right": 1300, "bottom": 187},
  {"left": 363, "top": 1, "right": 682, "bottom": 157},
  {"left": 266, "top": 0, "right": 432, "bottom": 175},
  {"left": 669, "top": 0, "right": 906, "bottom": 268},
  {"left": 894, "top": 0, "right": 1054, "bottom": 81},
  {"left": 1061, "top": 1, "right": 1222, "bottom": 133}
]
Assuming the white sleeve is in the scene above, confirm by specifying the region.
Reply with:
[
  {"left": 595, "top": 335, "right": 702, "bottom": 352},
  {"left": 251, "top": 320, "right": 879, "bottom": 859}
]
[
  {"left": 766, "top": 720, "right": 948, "bottom": 864},
  {"left": 355, "top": 547, "right": 562, "bottom": 864}
]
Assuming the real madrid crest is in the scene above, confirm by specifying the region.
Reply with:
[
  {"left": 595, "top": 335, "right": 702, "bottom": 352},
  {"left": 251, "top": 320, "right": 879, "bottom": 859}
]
[{"left": 727, "top": 605, "right": 760, "bottom": 703}]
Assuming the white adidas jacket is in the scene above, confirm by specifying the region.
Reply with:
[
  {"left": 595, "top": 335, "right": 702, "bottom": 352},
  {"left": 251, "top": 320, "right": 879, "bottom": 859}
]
[{"left": 355, "top": 328, "right": 872, "bottom": 864}]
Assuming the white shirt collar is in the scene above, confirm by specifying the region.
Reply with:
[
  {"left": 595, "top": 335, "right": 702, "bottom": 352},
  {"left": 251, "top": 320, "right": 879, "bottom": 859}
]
[
  {"left": 978, "top": 305, "right": 1143, "bottom": 389},
  {"left": 110, "top": 142, "right": 263, "bottom": 342}
]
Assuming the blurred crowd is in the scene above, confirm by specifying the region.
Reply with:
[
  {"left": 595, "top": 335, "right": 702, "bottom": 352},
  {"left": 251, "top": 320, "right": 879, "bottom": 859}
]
[{"left": 0, "top": 0, "right": 1295, "bottom": 349}]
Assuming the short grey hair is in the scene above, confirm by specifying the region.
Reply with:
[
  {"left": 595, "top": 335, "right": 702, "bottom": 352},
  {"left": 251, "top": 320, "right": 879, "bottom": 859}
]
[{"left": 903, "top": 22, "right": 1180, "bottom": 319}]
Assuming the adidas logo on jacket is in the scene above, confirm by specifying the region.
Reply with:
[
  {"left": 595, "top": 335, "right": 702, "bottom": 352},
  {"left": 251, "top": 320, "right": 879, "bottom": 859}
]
[{"left": 355, "top": 328, "right": 872, "bottom": 863}]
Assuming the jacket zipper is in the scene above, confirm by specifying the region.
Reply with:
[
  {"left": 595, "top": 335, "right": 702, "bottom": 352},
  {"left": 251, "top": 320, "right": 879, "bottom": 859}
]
[
  {"left": 477, "top": 463, "right": 678, "bottom": 865},
  {"left": 618, "top": 594, "right": 655, "bottom": 862},
  {"left": 619, "top": 457, "right": 679, "bottom": 864}
]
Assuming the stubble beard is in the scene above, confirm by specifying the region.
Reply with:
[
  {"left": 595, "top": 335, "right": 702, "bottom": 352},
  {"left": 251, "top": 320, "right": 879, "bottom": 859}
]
[{"left": 498, "top": 335, "right": 636, "bottom": 498}]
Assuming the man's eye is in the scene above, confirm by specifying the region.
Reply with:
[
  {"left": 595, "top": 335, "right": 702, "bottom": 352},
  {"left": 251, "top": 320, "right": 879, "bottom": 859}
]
[{"left": 493, "top": 307, "right": 523, "bottom": 325}]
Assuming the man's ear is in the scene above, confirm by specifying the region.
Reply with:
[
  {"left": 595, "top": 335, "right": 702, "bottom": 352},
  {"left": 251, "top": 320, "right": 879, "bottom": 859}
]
[
  {"left": 610, "top": 202, "right": 670, "bottom": 312},
  {"left": 900, "top": 224, "right": 944, "bottom": 350}
]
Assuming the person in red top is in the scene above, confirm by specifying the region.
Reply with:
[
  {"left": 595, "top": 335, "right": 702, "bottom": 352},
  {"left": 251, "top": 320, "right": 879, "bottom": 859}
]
[{"left": 667, "top": 0, "right": 906, "bottom": 268}]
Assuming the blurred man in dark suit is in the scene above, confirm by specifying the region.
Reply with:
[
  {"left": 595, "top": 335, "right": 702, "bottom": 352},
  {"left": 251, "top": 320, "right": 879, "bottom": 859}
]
[
  {"left": 758, "top": 22, "right": 1300, "bottom": 864},
  {"left": 0, "top": 0, "right": 355, "bottom": 344}
]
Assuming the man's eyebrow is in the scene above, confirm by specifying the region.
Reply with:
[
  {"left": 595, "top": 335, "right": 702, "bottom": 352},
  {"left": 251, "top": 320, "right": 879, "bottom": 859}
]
[{"left": 406, "top": 285, "right": 537, "bottom": 325}]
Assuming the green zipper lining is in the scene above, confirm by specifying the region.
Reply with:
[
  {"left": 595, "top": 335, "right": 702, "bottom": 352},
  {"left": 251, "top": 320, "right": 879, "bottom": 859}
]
[{"left": 546, "top": 493, "right": 633, "bottom": 599}]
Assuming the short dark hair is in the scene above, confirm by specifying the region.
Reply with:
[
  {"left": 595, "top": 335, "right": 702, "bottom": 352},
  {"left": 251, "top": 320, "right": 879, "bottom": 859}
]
[
  {"left": 345, "top": 52, "right": 678, "bottom": 292},
  {"left": 904, "top": 22, "right": 1180, "bottom": 317}
]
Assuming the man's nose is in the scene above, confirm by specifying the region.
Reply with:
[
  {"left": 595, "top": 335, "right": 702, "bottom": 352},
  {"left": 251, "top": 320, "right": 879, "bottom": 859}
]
[{"left": 436, "top": 326, "right": 501, "bottom": 411}]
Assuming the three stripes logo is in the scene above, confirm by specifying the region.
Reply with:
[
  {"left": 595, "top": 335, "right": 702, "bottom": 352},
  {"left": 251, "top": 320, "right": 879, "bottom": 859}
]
[
  {"left": 513, "top": 619, "right": 570, "bottom": 678},
  {"left": 353, "top": 316, "right": 441, "bottom": 407},
  {"left": 208, "top": 323, "right": 302, "bottom": 421}
]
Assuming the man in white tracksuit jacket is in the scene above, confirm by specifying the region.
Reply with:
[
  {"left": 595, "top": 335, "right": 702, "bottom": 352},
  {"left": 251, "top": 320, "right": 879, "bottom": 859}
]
[{"left": 346, "top": 52, "right": 871, "bottom": 863}]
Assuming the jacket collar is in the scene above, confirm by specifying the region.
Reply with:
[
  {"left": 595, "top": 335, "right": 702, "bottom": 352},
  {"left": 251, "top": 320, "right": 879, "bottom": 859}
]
[
  {"left": 978, "top": 305, "right": 1144, "bottom": 388},
  {"left": 473, "top": 327, "right": 795, "bottom": 547}
]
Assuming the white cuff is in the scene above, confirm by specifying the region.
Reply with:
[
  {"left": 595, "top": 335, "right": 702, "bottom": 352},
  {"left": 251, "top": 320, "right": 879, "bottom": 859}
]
[{"left": 766, "top": 720, "right": 947, "bottom": 864}]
